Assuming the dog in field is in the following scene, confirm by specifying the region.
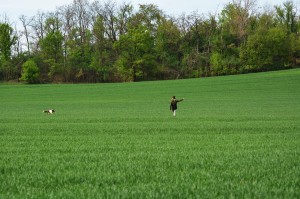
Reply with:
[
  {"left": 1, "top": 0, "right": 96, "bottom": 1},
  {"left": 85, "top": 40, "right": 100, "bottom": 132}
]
[{"left": 43, "top": 109, "right": 55, "bottom": 114}]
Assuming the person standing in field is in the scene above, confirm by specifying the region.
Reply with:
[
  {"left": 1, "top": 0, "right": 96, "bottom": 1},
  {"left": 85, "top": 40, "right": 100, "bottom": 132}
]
[{"left": 170, "top": 96, "right": 184, "bottom": 116}]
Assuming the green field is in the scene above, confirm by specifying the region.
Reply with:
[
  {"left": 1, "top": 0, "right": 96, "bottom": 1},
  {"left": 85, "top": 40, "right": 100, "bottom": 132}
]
[{"left": 1, "top": 69, "right": 300, "bottom": 198}]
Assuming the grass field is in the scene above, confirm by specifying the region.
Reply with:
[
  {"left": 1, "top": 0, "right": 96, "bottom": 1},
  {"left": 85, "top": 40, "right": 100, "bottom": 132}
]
[{"left": 1, "top": 69, "right": 300, "bottom": 198}]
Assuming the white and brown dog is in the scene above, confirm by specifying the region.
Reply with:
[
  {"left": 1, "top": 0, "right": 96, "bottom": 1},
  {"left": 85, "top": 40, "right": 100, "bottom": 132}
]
[{"left": 43, "top": 109, "right": 55, "bottom": 114}]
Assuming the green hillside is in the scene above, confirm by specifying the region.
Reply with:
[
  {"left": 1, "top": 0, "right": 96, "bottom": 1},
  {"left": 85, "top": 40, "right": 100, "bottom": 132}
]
[{"left": 0, "top": 69, "right": 300, "bottom": 198}]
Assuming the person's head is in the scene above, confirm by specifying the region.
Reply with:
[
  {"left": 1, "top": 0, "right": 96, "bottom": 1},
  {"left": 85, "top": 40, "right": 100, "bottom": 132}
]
[{"left": 172, "top": 96, "right": 176, "bottom": 99}]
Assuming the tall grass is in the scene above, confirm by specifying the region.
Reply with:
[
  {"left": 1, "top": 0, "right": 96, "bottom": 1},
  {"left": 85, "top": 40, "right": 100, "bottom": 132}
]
[{"left": 1, "top": 69, "right": 300, "bottom": 198}]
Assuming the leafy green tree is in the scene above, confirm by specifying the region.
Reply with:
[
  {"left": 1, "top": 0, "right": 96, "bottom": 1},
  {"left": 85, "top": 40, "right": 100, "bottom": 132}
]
[
  {"left": 275, "top": 1, "right": 298, "bottom": 34},
  {"left": 210, "top": 0, "right": 257, "bottom": 75},
  {"left": 0, "top": 23, "right": 19, "bottom": 81},
  {"left": 39, "top": 17, "right": 64, "bottom": 81},
  {"left": 288, "top": 32, "right": 300, "bottom": 67},
  {"left": 180, "top": 15, "right": 217, "bottom": 77},
  {"left": 0, "top": 60, "right": 16, "bottom": 81},
  {"left": 219, "top": 0, "right": 256, "bottom": 44},
  {"left": 211, "top": 4, "right": 241, "bottom": 75},
  {"left": 40, "top": 17, "right": 64, "bottom": 62},
  {"left": 67, "top": 37, "right": 93, "bottom": 82},
  {"left": 40, "top": 31, "right": 64, "bottom": 62},
  {"left": 130, "top": 4, "right": 163, "bottom": 32},
  {"left": 20, "top": 59, "right": 40, "bottom": 83},
  {"left": 0, "top": 23, "right": 17, "bottom": 63},
  {"left": 156, "top": 19, "right": 182, "bottom": 79},
  {"left": 211, "top": 30, "right": 240, "bottom": 75},
  {"left": 90, "top": 16, "right": 115, "bottom": 82},
  {"left": 274, "top": 0, "right": 299, "bottom": 68},
  {"left": 114, "top": 25, "right": 156, "bottom": 81},
  {"left": 240, "top": 26, "right": 290, "bottom": 71}
]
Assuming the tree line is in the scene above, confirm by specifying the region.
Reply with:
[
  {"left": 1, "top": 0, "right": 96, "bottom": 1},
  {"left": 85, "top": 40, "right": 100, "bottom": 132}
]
[{"left": 0, "top": 0, "right": 299, "bottom": 83}]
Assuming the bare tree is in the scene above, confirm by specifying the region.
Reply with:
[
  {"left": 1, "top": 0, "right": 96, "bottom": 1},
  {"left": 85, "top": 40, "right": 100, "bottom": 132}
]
[
  {"left": 90, "top": 1, "right": 103, "bottom": 23},
  {"left": 102, "top": 1, "right": 118, "bottom": 42},
  {"left": 30, "top": 11, "right": 46, "bottom": 51},
  {"left": 175, "top": 13, "right": 190, "bottom": 37},
  {"left": 231, "top": 0, "right": 257, "bottom": 42},
  {"left": 0, "top": 13, "right": 11, "bottom": 24},
  {"left": 56, "top": 4, "right": 75, "bottom": 69},
  {"left": 117, "top": 2, "right": 133, "bottom": 36},
  {"left": 72, "top": 0, "right": 92, "bottom": 44},
  {"left": 91, "top": 1, "right": 133, "bottom": 41},
  {"left": 19, "top": 15, "right": 32, "bottom": 54}
]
